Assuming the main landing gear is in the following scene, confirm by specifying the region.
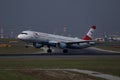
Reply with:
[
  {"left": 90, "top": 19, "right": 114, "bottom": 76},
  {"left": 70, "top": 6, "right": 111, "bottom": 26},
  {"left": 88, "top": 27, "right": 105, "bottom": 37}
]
[
  {"left": 63, "top": 49, "right": 68, "bottom": 53},
  {"left": 25, "top": 45, "right": 29, "bottom": 48},
  {"left": 47, "top": 46, "right": 68, "bottom": 53}
]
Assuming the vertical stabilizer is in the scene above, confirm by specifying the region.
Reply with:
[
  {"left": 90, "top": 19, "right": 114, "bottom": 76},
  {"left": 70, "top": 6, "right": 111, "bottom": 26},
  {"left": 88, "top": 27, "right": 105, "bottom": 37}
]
[{"left": 83, "top": 25, "right": 96, "bottom": 40}]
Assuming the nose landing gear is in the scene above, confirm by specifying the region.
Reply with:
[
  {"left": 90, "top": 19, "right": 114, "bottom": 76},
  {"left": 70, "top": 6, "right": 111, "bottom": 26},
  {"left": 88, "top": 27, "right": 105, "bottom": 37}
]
[
  {"left": 47, "top": 48, "right": 68, "bottom": 53},
  {"left": 47, "top": 48, "right": 52, "bottom": 53}
]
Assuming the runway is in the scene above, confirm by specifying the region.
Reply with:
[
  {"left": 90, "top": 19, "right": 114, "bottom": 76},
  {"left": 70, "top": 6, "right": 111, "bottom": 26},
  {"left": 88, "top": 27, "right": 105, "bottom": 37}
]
[
  {"left": 0, "top": 47, "right": 120, "bottom": 59},
  {"left": 41, "top": 47, "right": 120, "bottom": 54}
]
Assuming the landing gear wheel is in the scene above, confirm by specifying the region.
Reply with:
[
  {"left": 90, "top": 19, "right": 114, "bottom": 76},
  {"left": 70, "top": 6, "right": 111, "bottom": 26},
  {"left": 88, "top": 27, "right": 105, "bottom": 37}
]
[
  {"left": 63, "top": 49, "right": 68, "bottom": 53},
  {"left": 47, "top": 49, "right": 52, "bottom": 53},
  {"left": 25, "top": 46, "right": 29, "bottom": 48}
]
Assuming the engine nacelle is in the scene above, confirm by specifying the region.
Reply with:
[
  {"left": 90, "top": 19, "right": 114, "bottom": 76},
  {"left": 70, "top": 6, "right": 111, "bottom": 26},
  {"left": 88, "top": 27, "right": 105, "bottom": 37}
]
[
  {"left": 48, "top": 41, "right": 57, "bottom": 47},
  {"left": 33, "top": 43, "right": 43, "bottom": 48},
  {"left": 58, "top": 42, "right": 67, "bottom": 48}
]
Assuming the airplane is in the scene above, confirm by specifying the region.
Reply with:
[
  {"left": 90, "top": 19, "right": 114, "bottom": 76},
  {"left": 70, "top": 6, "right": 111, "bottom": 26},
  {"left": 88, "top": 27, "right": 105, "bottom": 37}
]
[{"left": 17, "top": 25, "right": 96, "bottom": 53}]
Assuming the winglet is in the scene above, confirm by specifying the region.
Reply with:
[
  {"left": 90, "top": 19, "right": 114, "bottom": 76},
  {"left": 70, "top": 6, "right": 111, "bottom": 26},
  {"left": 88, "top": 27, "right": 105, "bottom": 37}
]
[{"left": 83, "top": 25, "right": 96, "bottom": 40}]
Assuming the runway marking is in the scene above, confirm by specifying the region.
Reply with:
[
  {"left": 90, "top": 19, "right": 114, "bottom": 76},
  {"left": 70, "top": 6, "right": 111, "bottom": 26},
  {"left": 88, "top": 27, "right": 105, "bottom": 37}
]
[{"left": 1, "top": 68, "right": 120, "bottom": 80}]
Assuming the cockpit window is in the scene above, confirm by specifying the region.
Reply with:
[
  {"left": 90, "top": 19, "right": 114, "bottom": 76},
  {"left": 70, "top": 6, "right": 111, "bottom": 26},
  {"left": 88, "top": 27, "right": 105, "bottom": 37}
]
[{"left": 21, "top": 33, "right": 28, "bottom": 35}]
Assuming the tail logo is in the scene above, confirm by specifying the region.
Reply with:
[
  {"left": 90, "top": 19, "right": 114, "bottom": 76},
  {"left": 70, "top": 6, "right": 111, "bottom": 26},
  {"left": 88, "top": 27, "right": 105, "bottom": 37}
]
[{"left": 83, "top": 25, "right": 96, "bottom": 40}]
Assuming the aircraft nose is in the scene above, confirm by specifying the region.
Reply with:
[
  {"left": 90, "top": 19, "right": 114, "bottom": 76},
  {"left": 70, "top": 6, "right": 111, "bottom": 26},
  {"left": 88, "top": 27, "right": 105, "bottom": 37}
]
[
  {"left": 17, "top": 34, "right": 31, "bottom": 40},
  {"left": 17, "top": 34, "right": 23, "bottom": 39}
]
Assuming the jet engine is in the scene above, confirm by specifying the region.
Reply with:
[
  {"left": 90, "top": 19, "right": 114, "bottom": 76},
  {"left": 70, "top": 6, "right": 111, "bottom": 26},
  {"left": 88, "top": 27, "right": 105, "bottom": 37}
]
[
  {"left": 58, "top": 42, "right": 67, "bottom": 48},
  {"left": 33, "top": 42, "right": 43, "bottom": 48}
]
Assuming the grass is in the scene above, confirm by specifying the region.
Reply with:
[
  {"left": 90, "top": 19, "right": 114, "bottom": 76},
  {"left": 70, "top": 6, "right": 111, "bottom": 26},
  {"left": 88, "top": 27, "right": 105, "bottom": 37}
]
[
  {"left": 0, "top": 70, "right": 37, "bottom": 80},
  {"left": 0, "top": 57, "right": 120, "bottom": 77}
]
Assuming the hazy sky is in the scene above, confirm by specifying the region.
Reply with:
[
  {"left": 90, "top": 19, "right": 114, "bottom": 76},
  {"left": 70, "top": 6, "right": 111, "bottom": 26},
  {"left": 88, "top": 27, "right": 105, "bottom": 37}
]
[{"left": 0, "top": 0, "right": 120, "bottom": 38}]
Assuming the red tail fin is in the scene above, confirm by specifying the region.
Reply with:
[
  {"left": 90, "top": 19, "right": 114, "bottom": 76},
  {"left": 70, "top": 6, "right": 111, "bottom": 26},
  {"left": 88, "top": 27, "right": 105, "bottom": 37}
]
[{"left": 83, "top": 25, "right": 96, "bottom": 40}]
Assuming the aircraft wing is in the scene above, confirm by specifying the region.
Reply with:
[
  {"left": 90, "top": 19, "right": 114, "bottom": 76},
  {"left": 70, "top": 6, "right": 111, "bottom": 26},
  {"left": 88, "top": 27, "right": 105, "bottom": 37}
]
[
  {"left": 65, "top": 40, "right": 95, "bottom": 44},
  {"left": 49, "top": 40, "right": 95, "bottom": 45}
]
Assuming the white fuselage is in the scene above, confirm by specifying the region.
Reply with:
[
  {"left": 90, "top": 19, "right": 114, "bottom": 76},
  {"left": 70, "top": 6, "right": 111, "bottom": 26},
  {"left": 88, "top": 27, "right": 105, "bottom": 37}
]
[
  {"left": 17, "top": 30, "right": 91, "bottom": 49},
  {"left": 18, "top": 31, "right": 83, "bottom": 42}
]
